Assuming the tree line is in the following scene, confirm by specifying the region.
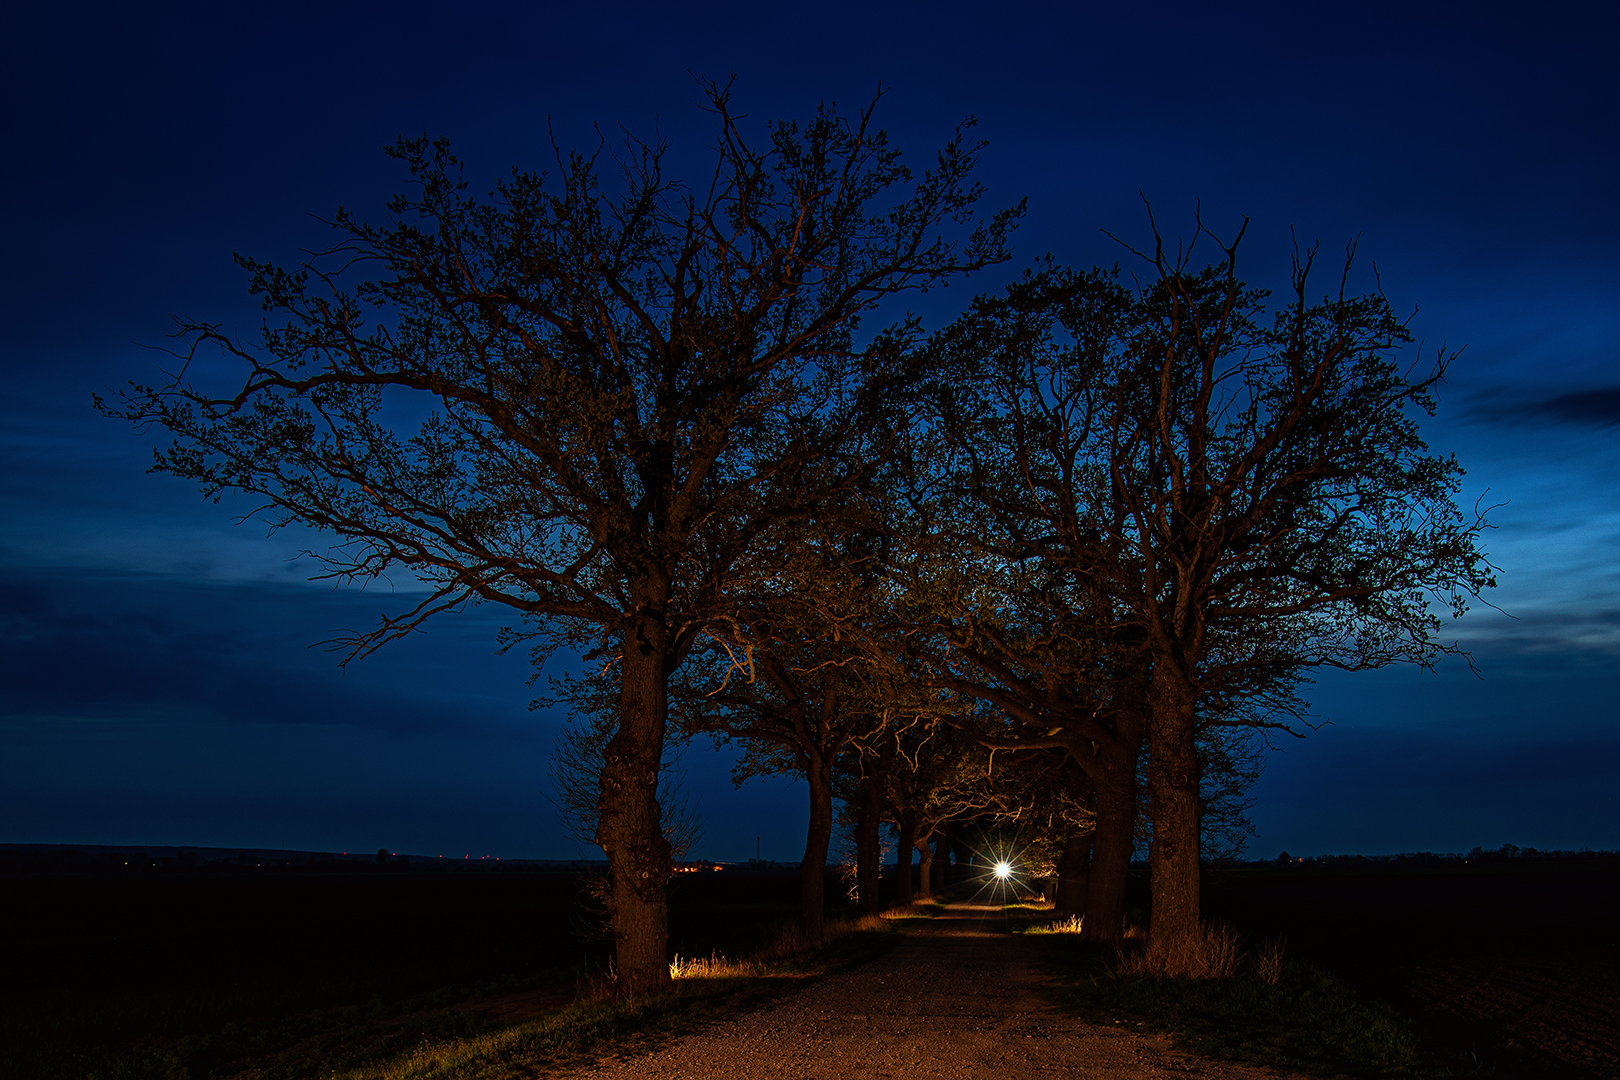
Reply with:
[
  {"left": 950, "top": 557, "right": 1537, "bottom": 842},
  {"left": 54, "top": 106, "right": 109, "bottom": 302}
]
[{"left": 105, "top": 84, "right": 1493, "bottom": 992}]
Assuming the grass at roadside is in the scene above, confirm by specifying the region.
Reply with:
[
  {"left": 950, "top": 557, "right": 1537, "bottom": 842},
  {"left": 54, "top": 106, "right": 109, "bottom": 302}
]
[
  {"left": 1012, "top": 905, "right": 1478, "bottom": 1079},
  {"left": 301, "top": 907, "right": 934, "bottom": 1080},
  {"left": 85, "top": 906, "right": 935, "bottom": 1080}
]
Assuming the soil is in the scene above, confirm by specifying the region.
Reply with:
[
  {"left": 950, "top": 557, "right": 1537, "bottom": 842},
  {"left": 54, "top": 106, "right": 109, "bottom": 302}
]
[
  {"left": 571, "top": 900, "right": 1303, "bottom": 1080},
  {"left": 1400, "top": 950, "right": 1620, "bottom": 1078}
]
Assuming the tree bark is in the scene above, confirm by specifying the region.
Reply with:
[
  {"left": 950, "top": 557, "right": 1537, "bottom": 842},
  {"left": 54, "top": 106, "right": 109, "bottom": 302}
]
[
  {"left": 1077, "top": 676, "right": 1146, "bottom": 944},
  {"left": 856, "top": 736, "right": 894, "bottom": 913},
  {"left": 596, "top": 605, "right": 673, "bottom": 995},
  {"left": 914, "top": 834, "right": 934, "bottom": 900},
  {"left": 800, "top": 745, "right": 833, "bottom": 940},
  {"left": 1145, "top": 673, "right": 1202, "bottom": 975},
  {"left": 1083, "top": 779, "right": 1136, "bottom": 942},
  {"left": 1055, "top": 831, "right": 1090, "bottom": 916},
  {"left": 894, "top": 816, "right": 918, "bottom": 906}
]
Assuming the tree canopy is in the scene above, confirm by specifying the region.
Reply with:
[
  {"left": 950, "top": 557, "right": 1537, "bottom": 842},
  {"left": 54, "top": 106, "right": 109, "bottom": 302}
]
[
  {"left": 105, "top": 83, "right": 1018, "bottom": 993},
  {"left": 918, "top": 220, "right": 1493, "bottom": 971},
  {"left": 109, "top": 87, "right": 1493, "bottom": 985}
]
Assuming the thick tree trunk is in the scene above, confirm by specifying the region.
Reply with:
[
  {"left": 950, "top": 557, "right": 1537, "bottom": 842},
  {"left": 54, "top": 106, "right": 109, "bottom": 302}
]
[
  {"left": 800, "top": 748, "right": 833, "bottom": 940},
  {"left": 854, "top": 777, "right": 883, "bottom": 914},
  {"left": 914, "top": 834, "right": 934, "bottom": 900},
  {"left": 1055, "top": 831, "right": 1090, "bottom": 916},
  {"left": 855, "top": 738, "right": 893, "bottom": 913},
  {"left": 1146, "top": 674, "right": 1202, "bottom": 975},
  {"left": 1083, "top": 780, "right": 1136, "bottom": 942},
  {"left": 596, "top": 606, "right": 673, "bottom": 995},
  {"left": 1072, "top": 675, "right": 1147, "bottom": 944},
  {"left": 894, "top": 816, "right": 918, "bottom": 906}
]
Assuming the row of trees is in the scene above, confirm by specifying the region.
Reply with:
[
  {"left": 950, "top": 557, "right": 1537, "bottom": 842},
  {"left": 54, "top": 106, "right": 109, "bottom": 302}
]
[{"left": 107, "top": 86, "right": 1492, "bottom": 990}]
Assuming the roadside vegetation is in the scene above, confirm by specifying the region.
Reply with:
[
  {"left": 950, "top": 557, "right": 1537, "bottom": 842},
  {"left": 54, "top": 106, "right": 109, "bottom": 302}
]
[
  {"left": 299, "top": 907, "right": 937, "bottom": 1080},
  {"left": 1008, "top": 900, "right": 1476, "bottom": 1079}
]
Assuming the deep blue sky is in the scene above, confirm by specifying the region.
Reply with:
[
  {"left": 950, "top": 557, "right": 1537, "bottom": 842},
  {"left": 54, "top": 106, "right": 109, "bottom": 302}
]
[{"left": 3, "top": 2, "right": 1617, "bottom": 862}]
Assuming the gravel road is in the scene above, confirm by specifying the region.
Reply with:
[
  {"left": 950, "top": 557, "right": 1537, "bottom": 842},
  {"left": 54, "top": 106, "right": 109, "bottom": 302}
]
[{"left": 574, "top": 900, "right": 1303, "bottom": 1079}]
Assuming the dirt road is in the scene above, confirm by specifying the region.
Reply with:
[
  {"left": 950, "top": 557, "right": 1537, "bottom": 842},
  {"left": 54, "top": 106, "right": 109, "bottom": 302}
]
[{"left": 574, "top": 900, "right": 1302, "bottom": 1079}]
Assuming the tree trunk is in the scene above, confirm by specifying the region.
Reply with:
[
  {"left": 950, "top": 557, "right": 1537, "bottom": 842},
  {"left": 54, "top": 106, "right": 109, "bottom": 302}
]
[
  {"left": 1055, "top": 831, "right": 1090, "bottom": 916},
  {"left": 800, "top": 746, "right": 833, "bottom": 940},
  {"left": 596, "top": 605, "right": 673, "bottom": 995},
  {"left": 1075, "top": 677, "right": 1147, "bottom": 944},
  {"left": 914, "top": 834, "right": 934, "bottom": 900},
  {"left": 930, "top": 830, "right": 948, "bottom": 893},
  {"left": 855, "top": 738, "right": 892, "bottom": 913},
  {"left": 1146, "top": 673, "right": 1202, "bottom": 975},
  {"left": 1083, "top": 779, "right": 1136, "bottom": 942},
  {"left": 894, "top": 816, "right": 917, "bottom": 906}
]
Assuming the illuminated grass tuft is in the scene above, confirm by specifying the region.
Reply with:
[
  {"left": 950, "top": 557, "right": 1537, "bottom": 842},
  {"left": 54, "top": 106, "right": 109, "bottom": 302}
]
[
  {"left": 1030, "top": 913, "right": 1084, "bottom": 935},
  {"left": 668, "top": 952, "right": 761, "bottom": 980}
]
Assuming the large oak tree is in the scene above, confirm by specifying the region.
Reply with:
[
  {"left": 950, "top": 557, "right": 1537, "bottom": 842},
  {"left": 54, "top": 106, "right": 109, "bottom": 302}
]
[
  {"left": 105, "top": 85, "right": 1016, "bottom": 992},
  {"left": 926, "top": 223, "right": 1493, "bottom": 974}
]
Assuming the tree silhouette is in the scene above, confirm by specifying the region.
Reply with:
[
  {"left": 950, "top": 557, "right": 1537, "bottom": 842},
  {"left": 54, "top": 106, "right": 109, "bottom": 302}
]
[
  {"left": 104, "top": 83, "right": 1017, "bottom": 992},
  {"left": 924, "top": 223, "right": 1493, "bottom": 974}
]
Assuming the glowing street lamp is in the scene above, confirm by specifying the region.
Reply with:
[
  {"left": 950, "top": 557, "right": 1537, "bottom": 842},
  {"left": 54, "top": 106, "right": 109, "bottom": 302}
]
[{"left": 994, "top": 861, "right": 1012, "bottom": 880}]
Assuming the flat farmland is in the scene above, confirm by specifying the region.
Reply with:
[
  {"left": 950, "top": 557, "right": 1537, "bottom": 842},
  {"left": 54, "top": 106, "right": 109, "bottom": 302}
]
[
  {"left": 1203, "top": 863, "right": 1620, "bottom": 1078},
  {"left": 7, "top": 859, "right": 1615, "bottom": 1079},
  {"left": 0, "top": 865, "right": 826, "bottom": 1079}
]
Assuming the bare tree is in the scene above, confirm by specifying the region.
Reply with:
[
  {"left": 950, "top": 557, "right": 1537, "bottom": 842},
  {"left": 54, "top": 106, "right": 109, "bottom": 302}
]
[
  {"left": 924, "top": 225, "right": 1494, "bottom": 974},
  {"left": 103, "top": 83, "right": 1017, "bottom": 992}
]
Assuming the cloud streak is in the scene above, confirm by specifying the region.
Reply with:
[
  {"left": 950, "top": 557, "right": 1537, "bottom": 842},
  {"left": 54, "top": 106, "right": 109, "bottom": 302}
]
[
  {"left": 1471, "top": 384, "right": 1620, "bottom": 428},
  {"left": 0, "top": 565, "right": 543, "bottom": 740}
]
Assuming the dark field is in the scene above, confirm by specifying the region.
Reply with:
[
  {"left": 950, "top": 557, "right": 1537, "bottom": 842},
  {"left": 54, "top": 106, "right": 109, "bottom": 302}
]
[
  {"left": 1, "top": 866, "right": 840, "bottom": 1080},
  {"left": 1202, "top": 863, "right": 1620, "bottom": 1078},
  {"left": 7, "top": 862, "right": 1617, "bottom": 1079}
]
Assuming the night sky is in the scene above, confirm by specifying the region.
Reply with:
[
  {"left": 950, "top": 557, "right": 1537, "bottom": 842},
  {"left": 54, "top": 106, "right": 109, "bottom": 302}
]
[{"left": 4, "top": 2, "right": 1617, "bottom": 862}]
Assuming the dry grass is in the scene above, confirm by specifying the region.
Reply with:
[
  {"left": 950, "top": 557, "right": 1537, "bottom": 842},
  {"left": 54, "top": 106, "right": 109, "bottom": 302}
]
[
  {"left": 671, "top": 909, "right": 911, "bottom": 979},
  {"left": 1116, "top": 921, "right": 1242, "bottom": 980},
  {"left": 1030, "top": 913, "right": 1086, "bottom": 935},
  {"left": 579, "top": 909, "right": 915, "bottom": 1000},
  {"left": 1252, "top": 936, "right": 1286, "bottom": 986},
  {"left": 667, "top": 952, "right": 762, "bottom": 980}
]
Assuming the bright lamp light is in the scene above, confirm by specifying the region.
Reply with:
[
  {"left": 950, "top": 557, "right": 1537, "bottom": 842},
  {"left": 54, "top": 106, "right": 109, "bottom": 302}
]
[{"left": 994, "top": 861, "right": 1011, "bottom": 880}]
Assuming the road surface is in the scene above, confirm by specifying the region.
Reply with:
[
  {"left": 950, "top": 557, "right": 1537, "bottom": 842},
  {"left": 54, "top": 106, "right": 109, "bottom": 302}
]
[{"left": 574, "top": 899, "right": 1302, "bottom": 1079}]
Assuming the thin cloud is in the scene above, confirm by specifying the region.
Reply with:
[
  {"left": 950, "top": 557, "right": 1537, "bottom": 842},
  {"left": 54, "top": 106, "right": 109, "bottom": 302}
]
[
  {"left": 1471, "top": 385, "right": 1620, "bottom": 428},
  {"left": 1454, "top": 606, "right": 1620, "bottom": 657},
  {"left": 1527, "top": 387, "right": 1620, "bottom": 426},
  {"left": 0, "top": 566, "right": 538, "bottom": 739}
]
